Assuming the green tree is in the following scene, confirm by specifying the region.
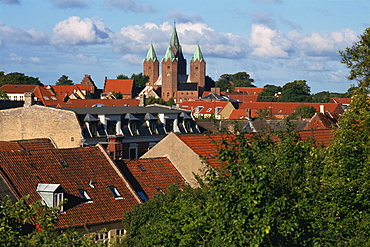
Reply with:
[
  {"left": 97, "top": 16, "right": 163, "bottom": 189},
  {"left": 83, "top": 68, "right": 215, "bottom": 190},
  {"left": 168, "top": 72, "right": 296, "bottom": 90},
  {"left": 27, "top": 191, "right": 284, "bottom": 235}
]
[
  {"left": 287, "top": 105, "right": 317, "bottom": 120},
  {"left": 112, "top": 91, "right": 123, "bottom": 99},
  {"left": 279, "top": 80, "right": 312, "bottom": 102},
  {"left": 0, "top": 71, "right": 42, "bottom": 87},
  {"left": 257, "top": 84, "right": 282, "bottom": 102},
  {"left": 165, "top": 98, "right": 175, "bottom": 106},
  {"left": 216, "top": 72, "right": 255, "bottom": 92},
  {"left": 0, "top": 90, "right": 9, "bottom": 99},
  {"left": 145, "top": 96, "right": 165, "bottom": 105},
  {"left": 56, "top": 75, "right": 74, "bottom": 85},
  {"left": 339, "top": 27, "right": 370, "bottom": 87},
  {"left": 116, "top": 74, "right": 129, "bottom": 79},
  {"left": 131, "top": 73, "right": 149, "bottom": 94},
  {"left": 122, "top": 185, "right": 210, "bottom": 246},
  {"left": 0, "top": 196, "right": 102, "bottom": 246}
]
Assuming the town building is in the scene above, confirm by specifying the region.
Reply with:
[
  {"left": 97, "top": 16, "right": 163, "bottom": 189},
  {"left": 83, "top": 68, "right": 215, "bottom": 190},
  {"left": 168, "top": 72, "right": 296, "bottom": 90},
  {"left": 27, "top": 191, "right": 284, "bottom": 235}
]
[{"left": 141, "top": 24, "right": 213, "bottom": 102}]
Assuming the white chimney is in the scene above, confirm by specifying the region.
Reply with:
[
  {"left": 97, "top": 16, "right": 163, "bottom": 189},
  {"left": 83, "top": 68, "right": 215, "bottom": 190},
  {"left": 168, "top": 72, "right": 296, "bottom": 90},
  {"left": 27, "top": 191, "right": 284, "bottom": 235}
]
[{"left": 320, "top": 105, "right": 325, "bottom": 114}]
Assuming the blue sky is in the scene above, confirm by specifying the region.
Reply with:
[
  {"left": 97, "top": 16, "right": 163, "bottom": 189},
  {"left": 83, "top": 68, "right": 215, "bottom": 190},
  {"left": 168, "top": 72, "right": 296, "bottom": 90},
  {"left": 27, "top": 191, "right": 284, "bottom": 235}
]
[{"left": 0, "top": 0, "right": 369, "bottom": 93}]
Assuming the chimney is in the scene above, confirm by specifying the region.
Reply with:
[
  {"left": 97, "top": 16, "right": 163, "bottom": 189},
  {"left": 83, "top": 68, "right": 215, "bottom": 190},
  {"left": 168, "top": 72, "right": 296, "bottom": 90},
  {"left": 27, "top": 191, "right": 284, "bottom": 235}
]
[
  {"left": 246, "top": 108, "right": 252, "bottom": 119},
  {"left": 211, "top": 87, "right": 221, "bottom": 95},
  {"left": 320, "top": 105, "right": 325, "bottom": 114},
  {"left": 24, "top": 92, "right": 34, "bottom": 107},
  {"left": 139, "top": 94, "right": 146, "bottom": 107}
]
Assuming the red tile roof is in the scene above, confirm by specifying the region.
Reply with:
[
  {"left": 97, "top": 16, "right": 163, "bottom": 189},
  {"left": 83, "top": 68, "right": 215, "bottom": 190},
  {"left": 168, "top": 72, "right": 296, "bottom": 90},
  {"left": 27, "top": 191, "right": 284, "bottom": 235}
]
[
  {"left": 176, "top": 129, "right": 334, "bottom": 167},
  {"left": 234, "top": 87, "right": 264, "bottom": 95},
  {"left": 0, "top": 146, "right": 140, "bottom": 229},
  {"left": 103, "top": 79, "right": 134, "bottom": 96},
  {"left": 239, "top": 102, "right": 344, "bottom": 118},
  {"left": 44, "top": 85, "right": 85, "bottom": 96},
  {"left": 330, "top": 98, "right": 351, "bottom": 104},
  {"left": 0, "top": 84, "right": 65, "bottom": 106},
  {"left": 0, "top": 138, "right": 56, "bottom": 151},
  {"left": 178, "top": 101, "right": 229, "bottom": 114},
  {"left": 123, "top": 158, "right": 187, "bottom": 199},
  {"left": 226, "top": 93, "right": 258, "bottom": 103},
  {"left": 57, "top": 99, "right": 140, "bottom": 108}
]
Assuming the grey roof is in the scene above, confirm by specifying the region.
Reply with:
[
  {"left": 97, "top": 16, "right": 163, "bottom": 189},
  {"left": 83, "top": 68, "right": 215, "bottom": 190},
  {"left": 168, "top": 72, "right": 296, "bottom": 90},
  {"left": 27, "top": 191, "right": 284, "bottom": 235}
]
[{"left": 62, "top": 105, "right": 187, "bottom": 115}]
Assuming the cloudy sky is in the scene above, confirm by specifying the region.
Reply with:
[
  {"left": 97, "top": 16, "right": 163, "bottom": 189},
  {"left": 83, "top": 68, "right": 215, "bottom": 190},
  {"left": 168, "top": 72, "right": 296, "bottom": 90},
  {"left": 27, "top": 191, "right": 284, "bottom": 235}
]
[{"left": 0, "top": 0, "right": 369, "bottom": 93}]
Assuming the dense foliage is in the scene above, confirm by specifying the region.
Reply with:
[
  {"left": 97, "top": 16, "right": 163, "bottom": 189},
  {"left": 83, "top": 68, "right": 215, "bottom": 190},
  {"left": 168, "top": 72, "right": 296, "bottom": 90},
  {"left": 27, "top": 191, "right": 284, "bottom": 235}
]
[
  {"left": 56, "top": 75, "right": 74, "bottom": 85},
  {"left": 117, "top": 73, "right": 149, "bottom": 96},
  {"left": 0, "top": 196, "right": 103, "bottom": 247},
  {"left": 0, "top": 71, "right": 42, "bottom": 87},
  {"left": 216, "top": 72, "right": 255, "bottom": 92}
]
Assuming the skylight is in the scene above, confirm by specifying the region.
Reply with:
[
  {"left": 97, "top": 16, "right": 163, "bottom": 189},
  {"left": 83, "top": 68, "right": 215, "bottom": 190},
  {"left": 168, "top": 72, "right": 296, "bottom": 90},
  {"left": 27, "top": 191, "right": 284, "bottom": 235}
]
[
  {"left": 78, "top": 189, "right": 93, "bottom": 203},
  {"left": 108, "top": 186, "right": 123, "bottom": 199},
  {"left": 43, "top": 96, "right": 50, "bottom": 100},
  {"left": 138, "top": 165, "right": 146, "bottom": 172},
  {"left": 51, "top": 96, "right": 57, "bottom": 100}
]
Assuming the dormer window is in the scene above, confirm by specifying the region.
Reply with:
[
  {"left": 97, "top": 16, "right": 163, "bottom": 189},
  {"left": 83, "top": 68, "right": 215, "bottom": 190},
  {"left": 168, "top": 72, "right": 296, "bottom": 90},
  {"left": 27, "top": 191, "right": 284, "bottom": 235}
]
[
  {"left": 108, "top": 186, "right": 123, "bottom": 199},
  {"left": 125, "top": 113, "right": 139, "bottom": 136},
  {"left": 145, "top": 113, "right": 158, "bottom": 135},
  {"left": 78, "top": 189, "right": 93, "bottom": 203},
  {"left": 165, "top": 119, "right": 174, "bottom": 133},
  {"left": 36, "top": 183, "right": 65, "bottom": 212},
  {"left": 107, "top": 121, "right": 116, "bottom": 135}
]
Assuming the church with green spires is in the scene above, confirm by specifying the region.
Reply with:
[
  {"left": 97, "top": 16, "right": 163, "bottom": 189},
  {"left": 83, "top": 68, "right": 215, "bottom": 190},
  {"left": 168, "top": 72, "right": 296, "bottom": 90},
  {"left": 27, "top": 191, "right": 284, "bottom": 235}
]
[{"left": 142, "top": 24, "right": 212, "bottom": 102}]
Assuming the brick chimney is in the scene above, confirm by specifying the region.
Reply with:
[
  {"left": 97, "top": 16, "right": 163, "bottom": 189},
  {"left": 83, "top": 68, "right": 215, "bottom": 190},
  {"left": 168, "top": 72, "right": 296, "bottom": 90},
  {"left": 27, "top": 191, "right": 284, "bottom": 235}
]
[
  {"left": 139, "top": 94, "right": 146, "bottom": 107},
  {"left": 24, "top": 92, "right": 34, "bottom": 107}
]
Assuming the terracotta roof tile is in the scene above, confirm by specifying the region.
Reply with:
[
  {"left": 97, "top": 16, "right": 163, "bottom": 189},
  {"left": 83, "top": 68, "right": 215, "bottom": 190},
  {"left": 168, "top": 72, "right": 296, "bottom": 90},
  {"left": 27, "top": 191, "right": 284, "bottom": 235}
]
[
  {"left": 103, "top": 79, "right": 134, "bottom": 95},
  {"left": 57, "top": 99, "right": 140, "bottom": 108},
  {"left": 0, "top": 146, "right": 140, "bottom": 229},
  {"left": 178, "top": 101, "right": 229, "bottom": 114},
  {"left": 123, "top": 158, "right": 187, "bottom": 199},
  {"left": 0, "top": 138, "right": 56, "bottom": 151}
]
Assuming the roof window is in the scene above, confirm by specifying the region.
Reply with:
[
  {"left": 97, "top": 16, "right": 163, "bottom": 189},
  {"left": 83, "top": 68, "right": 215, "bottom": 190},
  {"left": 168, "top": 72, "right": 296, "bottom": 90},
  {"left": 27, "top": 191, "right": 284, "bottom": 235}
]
[
  {"left": 43, "top": 96, "right": 50, "bottom": 100},
  {"left": 138, "top": 165, "right": 146, "bottom": 172},
  {"left": 78, "top": 189, "right": 93, "bottom": 203},
  {"left": 108, "top": 186, "right": 123, "bottom": 199}
]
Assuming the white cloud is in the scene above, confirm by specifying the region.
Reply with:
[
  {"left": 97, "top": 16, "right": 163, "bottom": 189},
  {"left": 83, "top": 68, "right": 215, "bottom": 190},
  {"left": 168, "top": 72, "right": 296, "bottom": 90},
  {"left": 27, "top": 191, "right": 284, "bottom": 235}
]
[
  {"left": 250, "top": 24, "right": 292, "bottom": 58},
  {"left": 112, "top": 22, "right": 248, "bottom": 59},
  {"left": 9, "top": 53, "right": 24, "bottom": 62},
  {"left": 30, "top": 57, "right": 41, "bottom": 63},
  {"left": 49, "top": 0, "right": 92, "bottom": 8},
  {"left": 51, "top": 16, "right": 112, "bottom": 46},
  {"left": 167, "top": 9, "right": 203, "bottom": 24},
  {"left": 63, "top": 54, "right": 99, "bottom": 65},
  {"left": 105, "top": 0, "right": 155, "bottom": 13},
  {"left": 289, "top": 28, "right": 358, "bottom": 59},
  {"left": 122, "top": 54, "right": 142, "bottom": 65},
  {"left": 0, "top": 23, "right": 48, "bottom": 45}
]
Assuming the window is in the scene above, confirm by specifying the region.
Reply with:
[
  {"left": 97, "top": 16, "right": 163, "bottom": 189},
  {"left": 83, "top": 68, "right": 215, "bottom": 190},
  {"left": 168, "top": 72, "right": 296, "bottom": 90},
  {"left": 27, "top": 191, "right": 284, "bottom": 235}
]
[
  {"left": 129, "top": 144, "right": 138, "bottom": 159},
  {"left": 43, "top": 96, "right": 50, "bottom": 100},
  {"left": 78, "top": 189, "right": 93, "bottom": 203},
  {"left": 95, "top": 232, "right": 108, "bottom": 242},
  {"left": 116, "top": 150, "right": 123, "bottom": 159},
  {"left": 206, "top": 108, "right": 212, "bottom": 112},
  {"left": 137, "top": 191, "right": 148, "bottom": 202},
  {"left": 195, "top": 106, "right": 204, "bottom": 113},
  {"left": 215, "top": 107, "right": 222, "bottom": 115},
  {"left": 148, "top": 142, "right": 156, "bottom": 150},
  {"left": 108, "top": 186, "right": 123, "bottom": 199},
  {"left": 89, "top": 122, "right": 98, "bottom": 137},
  {"left": 14, "top": 96, "right": 17, "bottom": 100},
  {"left": 19, "top": 96, "right": 23, "bottom": 100},
  {"left": 107, "top": 121, "right": 116, "bottom": 135},
  {"left": 54, "top": 193, "right": 64, "bottom": 212},
  {"left": 183, "top": 119, "right": 191, "bottom": 133},
  {"left": 138, "top": 164, "right": 146, "bottom": 171},
  {"left": 128, "top": 120, "right": 137, "bottom": 136},
  {"left": 165, "top": 119, "right": 174, "bottom": 133},
  {"left": 149, "top": 120, "right": 157, "bottom": 134}
]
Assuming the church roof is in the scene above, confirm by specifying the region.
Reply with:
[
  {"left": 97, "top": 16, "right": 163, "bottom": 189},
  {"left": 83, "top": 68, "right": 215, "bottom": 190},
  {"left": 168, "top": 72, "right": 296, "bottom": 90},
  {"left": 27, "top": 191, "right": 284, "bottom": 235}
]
[
  {"left": 170, "top": 24, "right": 181, "bottom": 51},
  {"left": 191, "top": 44, "right": 205, "bottom": 62},
  {"left": 163, "top": 44, "right": 177, "bottom": 62},
  {"left": 144, "top": 42, "right": 158, "bottom": 62}
]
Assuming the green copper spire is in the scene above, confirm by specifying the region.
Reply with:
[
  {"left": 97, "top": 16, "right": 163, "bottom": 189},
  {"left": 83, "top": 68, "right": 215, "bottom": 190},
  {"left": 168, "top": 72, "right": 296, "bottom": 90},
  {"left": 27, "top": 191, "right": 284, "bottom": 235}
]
[
  {"left": 144, "top": 42, "right": 158, "bottom": 62},
  {"left": 170, "top": 23, "right": 181, "bottom": 51},
  {"left": 163, "top": 44, "right": 177, "bottom": 62},
  {"left": 191, "top": 44, "right": 205, "bottom": 62}
]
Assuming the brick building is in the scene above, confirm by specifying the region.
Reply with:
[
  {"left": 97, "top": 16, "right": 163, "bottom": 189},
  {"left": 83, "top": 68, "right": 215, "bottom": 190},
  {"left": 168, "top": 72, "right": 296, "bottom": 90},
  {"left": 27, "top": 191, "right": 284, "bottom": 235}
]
[{"left": 141, "top": 24, "right": 212, "bottom": 102}]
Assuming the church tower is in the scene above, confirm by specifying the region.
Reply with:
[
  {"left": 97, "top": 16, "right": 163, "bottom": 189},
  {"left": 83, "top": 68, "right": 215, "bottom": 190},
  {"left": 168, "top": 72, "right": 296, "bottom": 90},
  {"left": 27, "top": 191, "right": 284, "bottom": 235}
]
[
  {"left": 143, "top": 42, "right": 159, "bottom": 86},
  {"left": 169, "top": 24, "right": 187, "bottom": 76},
  {"left": 190, "top": 44, "right": 206, "bottom": 91},
  {"left": 161, "top": 44, "right": 178, "bottom": 101}
]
